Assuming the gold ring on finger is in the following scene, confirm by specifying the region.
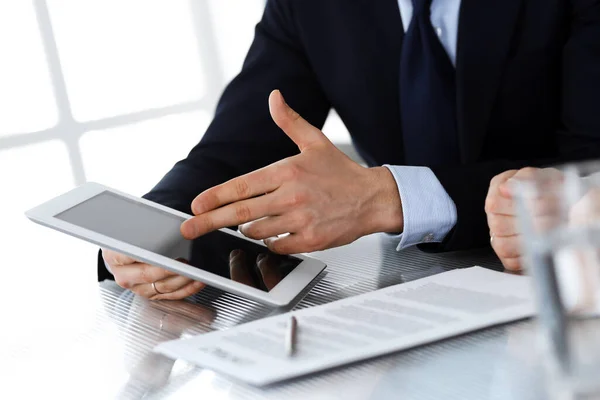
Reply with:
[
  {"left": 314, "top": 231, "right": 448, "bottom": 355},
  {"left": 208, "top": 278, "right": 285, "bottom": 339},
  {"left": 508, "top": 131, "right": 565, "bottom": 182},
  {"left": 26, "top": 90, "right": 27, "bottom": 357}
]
[{"left": 152, "top": 281, "right": 165, "bottom": 295}]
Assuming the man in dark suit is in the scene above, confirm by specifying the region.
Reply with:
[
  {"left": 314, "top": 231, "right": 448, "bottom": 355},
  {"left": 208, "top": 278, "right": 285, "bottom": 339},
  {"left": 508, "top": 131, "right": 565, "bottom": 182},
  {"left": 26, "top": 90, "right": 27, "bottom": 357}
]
[{"left": 101, "top": 0, "right": 600, "bottom": 300}]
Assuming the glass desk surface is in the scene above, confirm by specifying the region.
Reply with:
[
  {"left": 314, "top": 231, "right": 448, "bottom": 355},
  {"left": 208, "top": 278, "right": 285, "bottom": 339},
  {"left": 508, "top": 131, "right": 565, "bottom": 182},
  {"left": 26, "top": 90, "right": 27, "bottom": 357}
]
[{"left": 2, "top": 234, "right": 547, "bottom": 399}]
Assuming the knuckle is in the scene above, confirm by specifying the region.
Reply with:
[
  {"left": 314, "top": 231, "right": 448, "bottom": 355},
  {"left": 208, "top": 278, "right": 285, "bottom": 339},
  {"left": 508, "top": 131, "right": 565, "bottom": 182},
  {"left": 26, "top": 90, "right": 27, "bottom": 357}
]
[
  {"left": 185, "top": 283, "right": 200, "bottom": 297},
  {"left": 158, "top": 279, "right": 175, "bottom": 293},
  {"left": 101, "top": 248, "right": 113, "bottom": 261},
  {"left": 290, "top": 110, "right": 301, "bottom": 122},
  {"left": 495, "top": 240, "right": 516, "bottom": 259},
  {"left": 485, "top": 195, "right": 498, "bottom": 214},
  {"left": 198, "top": 215, "right": 214, "bottom": 232},
  {"left": 489, "top": 216, "right": 514, "bottom": 236},
  {"left": 268, "top": 240, "right": 286, "bottom": 254},
  {"left": 138, "top": 264, "right": 149, "bottom": 282},
  {"left": 235, "top": 179, "right": 251, "bottom": 198},
  {"left": 491, "top": 170, "right": 517, "bottom": 186},
  {"left": 542, "top": 167, "right": 562, "bottom": 178},
  {"left": 489, "top": 175, "right": 503, "bottom": 187},
  {"left": 287, "top": 106, "right": 302, "bottom": 122},
  {"left": 196, "top": 190, "right": 218, "bottom": 213},
  {"left": 114, "top": 276, "right": 131, "bottom": 289},
  {"left": 494, "top": 241, "right": 508, "bottom": 258},
  {"left": 503, "top": 258, "right": 522, "bottom": 272},
  {"left": 286, "top": 191, "right": 308, "bottom": 208},
  {"left": 132, "top": 286, "right": 150, "bottom": 298},
  {"left": 302, "top": 229, "right": 321, "bottom": 249},
  {"left": 487, "top": 216, "right": 501, "bottom": 233},
  {"left": 243, "top": 223, "right": 261, "bottom": 239},
  {"left": 298, "top": 210, "right": 314, "bottom": 226},
  {"left": 235, "top": 204, "right": 252, "bottom": 222},
  {"left": 516, "top": 167, "right": 538, "bottom": 178},
  {"left": 282, "top": 163, "right": 301, "bottom": 181}
]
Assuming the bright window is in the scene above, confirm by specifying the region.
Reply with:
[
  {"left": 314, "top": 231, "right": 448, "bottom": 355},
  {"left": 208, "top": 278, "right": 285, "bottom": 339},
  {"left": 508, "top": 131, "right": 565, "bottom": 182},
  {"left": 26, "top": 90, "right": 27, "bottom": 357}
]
[
  {"left": 47, "top": 0, "right": 206, "bottom": 121},
  {"left": 81, "top": 111, "right": 210, "bottom": 195},
  {"left": 0, "top": 1, "right": 58, "bottom": 134},
  {"left": 0, "top": 2, "right": 352, "bottom": 356}
]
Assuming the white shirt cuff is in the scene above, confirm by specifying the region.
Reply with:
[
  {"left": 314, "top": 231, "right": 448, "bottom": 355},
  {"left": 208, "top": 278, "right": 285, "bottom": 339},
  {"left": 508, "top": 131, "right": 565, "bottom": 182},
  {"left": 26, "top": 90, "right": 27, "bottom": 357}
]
[{"left": 383, "top": 165, "right": 457, "bottom": 250}]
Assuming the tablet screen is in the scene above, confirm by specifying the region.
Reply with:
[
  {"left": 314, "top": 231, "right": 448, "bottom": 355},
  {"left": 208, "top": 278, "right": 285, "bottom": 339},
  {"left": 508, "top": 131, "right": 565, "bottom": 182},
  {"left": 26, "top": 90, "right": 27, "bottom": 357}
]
[{"left": 56, "top": 191, "right": 301, "bottom": 292}]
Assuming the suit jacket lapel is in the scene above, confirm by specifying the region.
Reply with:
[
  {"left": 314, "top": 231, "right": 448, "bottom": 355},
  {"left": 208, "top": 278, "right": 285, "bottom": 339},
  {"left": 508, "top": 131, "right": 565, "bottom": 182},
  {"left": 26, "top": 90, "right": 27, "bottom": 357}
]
[
  {"left": 352, "top": 0, "right": 405, "bottom": 158},
  {"left": 456, "top": 0, "right": 523, "bottom": 163}
]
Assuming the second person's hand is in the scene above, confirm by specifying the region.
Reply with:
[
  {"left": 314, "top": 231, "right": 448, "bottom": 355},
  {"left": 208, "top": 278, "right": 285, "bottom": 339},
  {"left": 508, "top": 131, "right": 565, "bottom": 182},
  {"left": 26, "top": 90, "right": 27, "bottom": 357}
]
[
  {"left": 485, "top": 167, "right": 562, "bottom": 271},
  {"left": 485, "top": 169, "right": 522, "bottom": 271}
]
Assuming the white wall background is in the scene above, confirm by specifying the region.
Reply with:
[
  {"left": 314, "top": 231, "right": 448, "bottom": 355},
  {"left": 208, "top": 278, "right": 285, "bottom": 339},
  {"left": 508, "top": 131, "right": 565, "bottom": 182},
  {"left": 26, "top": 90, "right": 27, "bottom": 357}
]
[{"left": 0, "top": 0, "right": 351, "bottom": 360}]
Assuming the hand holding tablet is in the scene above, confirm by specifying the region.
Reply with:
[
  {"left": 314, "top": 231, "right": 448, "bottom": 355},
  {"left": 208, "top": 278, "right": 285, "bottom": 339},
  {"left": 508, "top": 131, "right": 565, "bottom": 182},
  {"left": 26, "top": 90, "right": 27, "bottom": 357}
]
[
  {"left": 26, "top": 183, "right": 326, "bottom": 306},
  {"left": 103, "top": 247, "right": 291, "bottom": 301},
  {"left": 101, "top": 248, "right": 207, "bottom": 301}
]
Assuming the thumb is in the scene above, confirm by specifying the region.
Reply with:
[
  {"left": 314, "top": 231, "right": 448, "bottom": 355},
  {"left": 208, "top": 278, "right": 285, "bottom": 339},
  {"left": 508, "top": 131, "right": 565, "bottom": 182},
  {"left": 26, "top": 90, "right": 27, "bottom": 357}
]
[{"left": 269, "top": 90, "right": 330, "bottom": 151}]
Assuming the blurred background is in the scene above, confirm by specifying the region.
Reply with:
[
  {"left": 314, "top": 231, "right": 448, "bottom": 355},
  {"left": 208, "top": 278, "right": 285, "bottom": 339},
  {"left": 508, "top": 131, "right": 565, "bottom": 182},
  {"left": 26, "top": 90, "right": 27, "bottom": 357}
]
[{"left": 0, "top": 0, "right": 351, "bottom": 367}]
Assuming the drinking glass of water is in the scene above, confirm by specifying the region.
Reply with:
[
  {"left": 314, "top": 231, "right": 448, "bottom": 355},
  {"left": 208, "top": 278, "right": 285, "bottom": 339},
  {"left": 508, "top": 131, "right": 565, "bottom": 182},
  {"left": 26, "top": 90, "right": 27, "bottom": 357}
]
[{"left": 513, "top": 161, "right": 600, "bottom": 400}]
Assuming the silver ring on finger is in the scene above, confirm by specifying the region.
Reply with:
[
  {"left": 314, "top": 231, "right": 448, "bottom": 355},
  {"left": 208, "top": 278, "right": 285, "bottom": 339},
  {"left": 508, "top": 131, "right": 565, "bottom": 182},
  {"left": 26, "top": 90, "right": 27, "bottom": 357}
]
[
  {"left": 152, "top": 281, "right": 165, "bottom": 295},
  {"left": 490, "top": 234, "right": 495, "bottom": 246}
]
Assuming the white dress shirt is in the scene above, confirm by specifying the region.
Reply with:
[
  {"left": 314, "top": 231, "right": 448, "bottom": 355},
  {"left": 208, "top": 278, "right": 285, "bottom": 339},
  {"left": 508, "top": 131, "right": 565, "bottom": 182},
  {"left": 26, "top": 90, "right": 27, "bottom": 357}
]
[{"left": 384, "top": 0, "right": 462, "bottom": 250}]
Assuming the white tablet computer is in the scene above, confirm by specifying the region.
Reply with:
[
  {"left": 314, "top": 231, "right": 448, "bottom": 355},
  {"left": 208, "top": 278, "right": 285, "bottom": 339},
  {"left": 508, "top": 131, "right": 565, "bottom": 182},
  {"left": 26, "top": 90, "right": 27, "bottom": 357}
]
[{"left": 26, "top": 182, "right": 326, "bottom": 307}]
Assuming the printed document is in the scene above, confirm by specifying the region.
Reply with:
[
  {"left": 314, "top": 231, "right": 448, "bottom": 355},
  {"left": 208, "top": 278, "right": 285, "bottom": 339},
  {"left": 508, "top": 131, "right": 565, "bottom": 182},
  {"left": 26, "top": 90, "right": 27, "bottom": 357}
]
[{"left": 154, "top": 267, "right": 534, "bottom": 386}]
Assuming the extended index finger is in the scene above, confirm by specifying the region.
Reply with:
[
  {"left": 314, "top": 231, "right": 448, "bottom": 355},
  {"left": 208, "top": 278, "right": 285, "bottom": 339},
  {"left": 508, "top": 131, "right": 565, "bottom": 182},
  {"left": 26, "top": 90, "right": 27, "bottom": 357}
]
[{"left": 192, "top": 164, "right": 283, "bottom": 215}]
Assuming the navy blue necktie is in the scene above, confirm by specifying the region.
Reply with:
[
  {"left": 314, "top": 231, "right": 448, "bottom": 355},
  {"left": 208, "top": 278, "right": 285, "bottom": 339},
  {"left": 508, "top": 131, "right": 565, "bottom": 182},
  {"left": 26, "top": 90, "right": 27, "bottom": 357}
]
[{"left": 400, "top": 0, "right": 460, "bottom": 167}]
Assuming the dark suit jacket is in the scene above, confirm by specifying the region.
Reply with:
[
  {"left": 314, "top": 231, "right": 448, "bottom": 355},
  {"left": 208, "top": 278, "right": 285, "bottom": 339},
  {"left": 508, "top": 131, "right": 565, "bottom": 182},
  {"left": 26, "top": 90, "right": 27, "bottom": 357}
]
[{"left": 99, "top": 0, "right": 600, "bottom": 281}]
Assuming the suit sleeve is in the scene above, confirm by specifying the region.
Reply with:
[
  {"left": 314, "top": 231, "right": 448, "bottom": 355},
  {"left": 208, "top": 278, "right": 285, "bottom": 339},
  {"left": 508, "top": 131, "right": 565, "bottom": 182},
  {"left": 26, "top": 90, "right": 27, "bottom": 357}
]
[
  {"left": 428, "top": 0, "right": 600, "bottom": 252},
  {"left": 98, "top": 0, "right": 331, "bottom": 281}
]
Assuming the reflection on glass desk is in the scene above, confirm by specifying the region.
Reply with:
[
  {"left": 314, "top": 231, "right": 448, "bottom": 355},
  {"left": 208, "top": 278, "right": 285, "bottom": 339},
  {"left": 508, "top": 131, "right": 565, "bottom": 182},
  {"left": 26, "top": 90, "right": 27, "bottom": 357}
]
[{"left": 3, "top": 234, "right": 548, "bottom": 399}]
